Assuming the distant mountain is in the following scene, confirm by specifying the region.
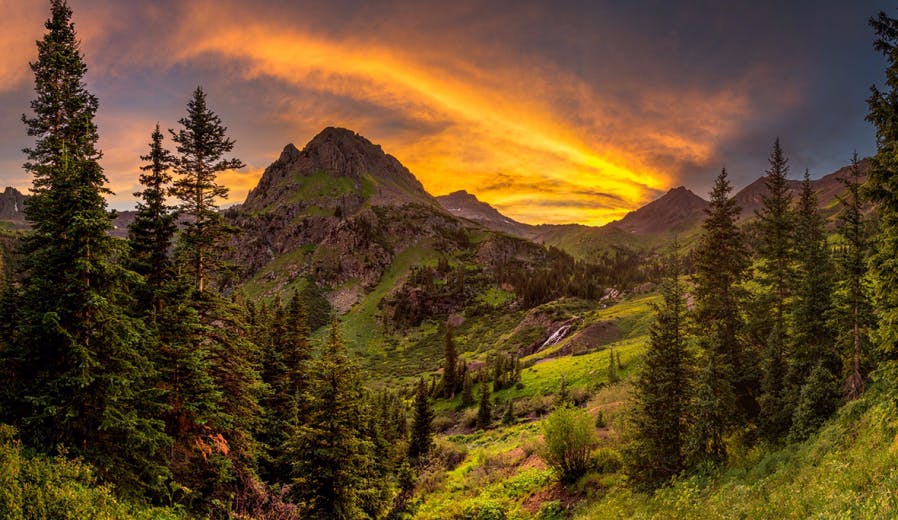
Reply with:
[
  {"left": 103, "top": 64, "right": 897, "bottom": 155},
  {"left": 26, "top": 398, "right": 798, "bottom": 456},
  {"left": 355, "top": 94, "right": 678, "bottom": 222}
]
[
  {"left": 608, "top": 186, "right": 708, "bottom": 235},
  {"left": 242, "top": 126, "right": 438, "bottom": 215},
  {"left": 733, "top": 159, "right": 870, "bottom": 220},
  {"left": 0, "top": 186, "right": 134, "bottom": 237},
  {"left": 436, "top": 190, "right": 536, "bottom": 238}
]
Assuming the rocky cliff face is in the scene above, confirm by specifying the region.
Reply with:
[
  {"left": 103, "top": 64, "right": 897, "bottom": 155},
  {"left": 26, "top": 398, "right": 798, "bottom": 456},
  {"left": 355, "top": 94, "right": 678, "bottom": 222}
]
[
  {"left": 226, "top": 127, "right": 468, "bottom": 297},
  {"left": 0, "top": 187, "right": 28, "bottom": 227}
]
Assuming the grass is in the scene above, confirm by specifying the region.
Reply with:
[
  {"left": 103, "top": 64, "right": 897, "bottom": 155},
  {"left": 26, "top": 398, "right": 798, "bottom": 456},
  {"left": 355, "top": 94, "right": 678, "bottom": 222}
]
[{"left": 574, "top": 383, "right": 898, "bottom": 519}]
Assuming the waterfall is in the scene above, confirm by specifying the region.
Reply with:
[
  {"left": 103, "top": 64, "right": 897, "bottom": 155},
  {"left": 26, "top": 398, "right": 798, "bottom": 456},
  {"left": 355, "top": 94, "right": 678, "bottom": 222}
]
[{"left": 538, "top": 324, "right": 572, "bottom": 351}]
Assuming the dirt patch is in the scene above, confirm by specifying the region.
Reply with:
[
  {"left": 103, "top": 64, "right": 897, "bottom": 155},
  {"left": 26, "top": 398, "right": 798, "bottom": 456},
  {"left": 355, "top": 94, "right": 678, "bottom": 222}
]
[{"left": 522, "top": 482, "right": 582, "bottom": 516}]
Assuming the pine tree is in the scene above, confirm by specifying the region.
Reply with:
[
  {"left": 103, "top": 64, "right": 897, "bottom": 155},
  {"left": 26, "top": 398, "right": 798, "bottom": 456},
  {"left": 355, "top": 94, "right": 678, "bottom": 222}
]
[
  {"left": 461, "top": 372, "right": 474, "bottom": 408},
  {"left": 292, "top": 321, "right": 372, "bottom": 519},
  {"left": 2, "top": 0, "right": 169, "bottom": 495},
  {"left": 442, "top": 326, "right": 458, "bottom": 398},
  {"left": 557, "top": 375, "right": 571, "bottom": 406},
  {"left": 866, "top": 12, "right": 898, "bottom": 363},
  {"left": 625, "top": 253, "right": 692, "bottom": 488},
  {"left": 755, "top": 139, "right": 796, "bottom": 439},
  {"left": 831, "top": 154, "right": 873, "bottom": 399},
  {"left": 408, "top": 378, "right": 434, "bottom": 462},
  {"left": 260, "top": 292, "right": 313, "bottom": 483},
  {"left": 169, "top": 87, "right": 244, "bottom": 294},
  {"left": 607, "top": 349, "right": 619, "bottom": 383},
  {"left": 787, "top": 170, "right": 838, "bottom": 431},
  {"left": 128, "top": 124, "right": 177, "bottom": 313},
  {"left": 692, "top": 169, "right": 754, "bottom": 423},
  {"left": 503, "top": 400, "right": 516, "bottom": 425},
  {"left": 477, "top": 382, "right": 492, "bottom": 429},
  {"left": 688, "top": 348, "right": 735, "bottom": 464}
]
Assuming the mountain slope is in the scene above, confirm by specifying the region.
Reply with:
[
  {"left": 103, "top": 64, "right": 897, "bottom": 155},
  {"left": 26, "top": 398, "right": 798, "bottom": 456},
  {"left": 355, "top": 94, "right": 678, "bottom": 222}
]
[
  {"left": 436, "top": 190, "right": 536, "bottom": 238},
  {"left": 608, "top": 186, "right": 708, "bottom": 234},
  {"left": 733, "top": 159, "right": 870, "bottom": 219},
  {"left": 226, "top": 128, "right": 546, "bottom": 316}
]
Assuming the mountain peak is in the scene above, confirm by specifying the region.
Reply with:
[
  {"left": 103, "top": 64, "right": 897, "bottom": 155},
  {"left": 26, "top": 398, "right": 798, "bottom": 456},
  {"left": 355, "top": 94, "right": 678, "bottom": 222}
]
[
  {"left": 610, "top": 186, "right": 708, "bottom": 235},
  {"left": 277, "top": 143, "right": 301, "bottom": 164},
  {"left": 0, "top": 186, "right": 28, "bottom": 224},
  {"left": 436, "top": 189, "right": 535, "bottom": 238},
  {"left": 242, "top": 127, "right": 435, "bottom": 213}
]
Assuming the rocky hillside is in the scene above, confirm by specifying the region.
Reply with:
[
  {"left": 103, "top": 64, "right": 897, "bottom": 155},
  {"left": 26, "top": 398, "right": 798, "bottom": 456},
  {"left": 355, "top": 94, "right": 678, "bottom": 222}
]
[
  {"left": 226, "top": 128, "right": 548, "bottom": 308},
  {"left": 436, "top": 190, "right": 536, "bottom": 238}
]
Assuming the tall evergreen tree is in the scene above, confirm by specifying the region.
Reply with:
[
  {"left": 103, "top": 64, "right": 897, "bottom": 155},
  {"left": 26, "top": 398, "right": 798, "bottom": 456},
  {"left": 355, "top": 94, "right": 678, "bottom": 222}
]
[
  {"left": 831, "top": 155, "right": 873, "bottom": 400},
  {"left": 2, "top": 0, "right": 169, "bottom": 495},
  {"left": 607, "top": 349, "right": 619, "bottom": 383},
  {"left": 169, "top": 87, "right": 244, "bottom": 294},
  {"left": 260, "top": 292, "right": 313, "bottom": 483},
  {"left": 787, "top": 171, "right": 839, "bottom": 438},
  {"left": 408, "top": 378, "right": 434, "bottom": 462},
  {"left": 866, "top": 12, "right": 898, "bottom": 362},
  {"left": 692, "top": 169, "right": 754, "bottom": 423},
  {"left": 442, "top": 326, "right": 459, "bottom": 398},
  {"left": 688, "top": 349, "right": 735, "bottom": 464},
  {"left": 626, "top": 251, "right": 692, "bottom": 488},
  {"left": 128, "top": 124, "right": 222, "bottom": 498},
  {"left": 790, "top": 170, "right": 836, "bottom": 374},
  {"left": 755, "top": 139, "right": 796, "bottom": 440},
  {"left": 292, "top": 321, "right": 372, "bottom": 519},
  {"left": 477, "top": 382, "right": 492, "bottom": 429},
  {"left": 128, "top": 124, "right": 176, "bottom": 313}
]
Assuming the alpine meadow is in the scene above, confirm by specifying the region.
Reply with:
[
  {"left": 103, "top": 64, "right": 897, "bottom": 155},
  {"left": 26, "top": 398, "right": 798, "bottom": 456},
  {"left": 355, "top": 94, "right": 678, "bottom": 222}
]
[{"left": 5, "top": 1, "right": 898, "bottom": 519}]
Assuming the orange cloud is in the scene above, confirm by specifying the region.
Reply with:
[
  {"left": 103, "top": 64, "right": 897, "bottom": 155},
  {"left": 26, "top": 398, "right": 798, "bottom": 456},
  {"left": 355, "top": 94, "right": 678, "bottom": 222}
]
[
  {"left": 149, "top": 1, "right": 756, "bottom": 225},
  {"left": 5, "top": 0, "right": 762, "bottom": 225}
]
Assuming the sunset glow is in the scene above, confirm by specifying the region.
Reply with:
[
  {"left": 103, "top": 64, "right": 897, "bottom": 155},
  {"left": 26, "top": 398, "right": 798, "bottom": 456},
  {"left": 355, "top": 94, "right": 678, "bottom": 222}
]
[{"left": 0, "top": 0, "right": 880, "bottom": 225}]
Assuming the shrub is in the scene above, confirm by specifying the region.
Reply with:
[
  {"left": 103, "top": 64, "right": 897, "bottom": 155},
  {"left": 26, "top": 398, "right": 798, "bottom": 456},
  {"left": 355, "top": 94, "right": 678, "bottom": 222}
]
[
  {"left": 537, "top": 500, "right": 565, "bottom": 520},
  {"left": 457, "top": 498, "right": 507, "bottom": 520},
  {"left": 589, "top": 447, "right": 623, "bottom": 474},
  {"left": 540, "top": 405, "right": 599, "bottom": 483},
  {"left": 432, "top": 412, "right": 456, "bottom": 433}
]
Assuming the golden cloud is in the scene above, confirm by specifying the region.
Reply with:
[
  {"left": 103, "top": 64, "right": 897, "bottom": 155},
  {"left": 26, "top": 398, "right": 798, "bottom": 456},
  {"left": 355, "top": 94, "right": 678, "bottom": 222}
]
[{"left": 152, "top": 1, "right": 757, "bottom": 225}]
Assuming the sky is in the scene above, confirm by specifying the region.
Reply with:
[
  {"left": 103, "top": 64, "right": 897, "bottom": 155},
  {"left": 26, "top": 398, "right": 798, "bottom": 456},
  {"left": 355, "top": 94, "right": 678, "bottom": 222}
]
[{"left": 0, "top": 0, "right": 892, "bottom": 225}]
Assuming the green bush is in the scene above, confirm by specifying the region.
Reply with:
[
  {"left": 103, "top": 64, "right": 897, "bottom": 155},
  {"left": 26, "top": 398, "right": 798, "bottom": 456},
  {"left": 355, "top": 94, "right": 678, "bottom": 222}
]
[
  {"left": 458, "top": 498, "right": 507, "bottom": 520},
  {"left": 537, "top": 500, "right": 565, "bottom": 519},
  {"left": 0, "top": 424, "right": 183, "bottom": 520},
  {"left": 589, "top": 447, "right": 623, "bottom": 474},
  {"left": 540, "top": 405, "right": 599, "bottom": 483}
]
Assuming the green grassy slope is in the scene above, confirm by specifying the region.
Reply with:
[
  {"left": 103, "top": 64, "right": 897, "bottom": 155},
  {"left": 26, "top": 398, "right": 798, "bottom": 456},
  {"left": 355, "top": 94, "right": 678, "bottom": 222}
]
[{"left": 405, "top": 287, "right": 898, "bottom": 520}]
